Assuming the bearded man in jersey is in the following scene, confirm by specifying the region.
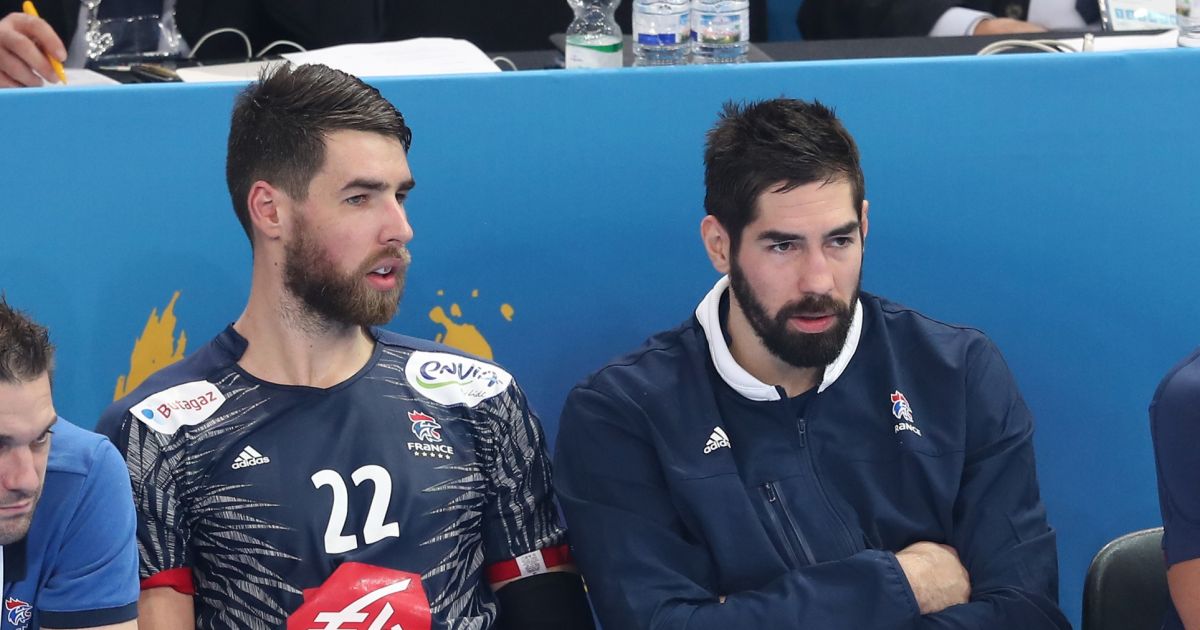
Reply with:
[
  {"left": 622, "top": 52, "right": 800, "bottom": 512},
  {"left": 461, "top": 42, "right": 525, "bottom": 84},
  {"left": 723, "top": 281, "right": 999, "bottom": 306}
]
[
  {"left": 98, "top": 63, "right": 594, "bottom": 630},
  {"left": 554, "top": 99, "right": 1071, "bottom": 629}
]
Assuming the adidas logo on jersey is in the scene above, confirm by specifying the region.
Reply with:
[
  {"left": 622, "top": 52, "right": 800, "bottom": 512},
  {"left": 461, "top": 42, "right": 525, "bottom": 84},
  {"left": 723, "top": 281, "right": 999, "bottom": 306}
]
[
  {"left": 232, "top": 445, "right": 271, "bottom": 469},
  {"left": 703, "top": 427, "right": 730, "bottom": 454}
]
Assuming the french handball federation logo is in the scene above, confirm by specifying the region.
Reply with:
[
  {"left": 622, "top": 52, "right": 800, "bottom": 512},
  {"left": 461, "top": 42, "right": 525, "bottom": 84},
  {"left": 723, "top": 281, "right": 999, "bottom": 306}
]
[
  {"left": 890, "top": 390, "right": 914, "bottom": 422},
  {"left": 6, "top": 597, "right": 32, "bottom": 627},
  {"left": 408, "top": 410, "right": 443, "bottom": 443}
]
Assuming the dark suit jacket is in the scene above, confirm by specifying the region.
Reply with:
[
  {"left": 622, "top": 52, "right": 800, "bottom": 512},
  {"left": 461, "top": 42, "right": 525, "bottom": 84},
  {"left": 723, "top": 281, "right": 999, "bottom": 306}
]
[
  {"left": 797, "top": 0, "right": 1031, "bottom": 39},
  {"left": 2, "top": 0, "right": 574, "bottom": 59}
]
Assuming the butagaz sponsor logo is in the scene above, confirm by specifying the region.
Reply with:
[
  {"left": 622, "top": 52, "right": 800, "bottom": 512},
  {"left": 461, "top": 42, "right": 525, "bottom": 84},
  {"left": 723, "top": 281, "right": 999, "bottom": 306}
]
[
  {"left": 890, "top": 390, "right": 922, "bottom": 436},
  {"left": 131, "top": 380, "right": 226, "bottom": 435},
  {"left": 404, "top": 351, "right": 513, "bottom": 408},
  {"left": 6, "top": 597, "right": 31, "bottom": 629},
  {"left": 232, "top": 445, "right": 271, "bottom": 470},
  {"left": 703, "top": 426, "right": 731, "bottom": 454}
]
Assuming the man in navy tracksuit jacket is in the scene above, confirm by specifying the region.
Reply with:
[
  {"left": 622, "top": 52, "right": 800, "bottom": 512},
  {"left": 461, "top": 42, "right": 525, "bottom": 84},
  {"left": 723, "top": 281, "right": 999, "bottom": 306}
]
[{"left": 554, "top": 99, "right": 1070, "bottom": 629}]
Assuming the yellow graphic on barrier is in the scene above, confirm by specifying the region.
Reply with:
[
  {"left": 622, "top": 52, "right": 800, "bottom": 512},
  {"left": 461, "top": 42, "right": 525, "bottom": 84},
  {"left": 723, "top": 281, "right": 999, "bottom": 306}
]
[
  {"left": 429, "top": 289, "right": 515, "bottom": 361},
  {"left": 114, "top": 291, "right": 188, "bottom": 400}
]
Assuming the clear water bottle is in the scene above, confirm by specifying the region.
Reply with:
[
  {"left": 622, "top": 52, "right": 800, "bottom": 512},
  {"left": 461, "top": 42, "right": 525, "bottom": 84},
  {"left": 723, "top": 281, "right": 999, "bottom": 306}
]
[
  {"left": 690, "top": 0, "right": 749, "bottom": 63},
  {"left": 632, "top": 0, "right": 690, "bottom": 65},
  {"left": 566, "top": 0, "right": 624, "bottom": 69}
]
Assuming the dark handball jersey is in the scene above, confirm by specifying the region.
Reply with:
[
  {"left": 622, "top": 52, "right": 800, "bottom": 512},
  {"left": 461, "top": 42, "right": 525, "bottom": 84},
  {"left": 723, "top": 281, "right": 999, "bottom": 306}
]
[{"left": 97, "top": 326, "right": 570, "bottom": 630}]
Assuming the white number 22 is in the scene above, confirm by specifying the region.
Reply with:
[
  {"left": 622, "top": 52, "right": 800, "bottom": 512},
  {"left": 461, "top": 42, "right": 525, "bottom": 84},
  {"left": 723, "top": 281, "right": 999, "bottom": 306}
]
[{"left": 311, "top": 465, "right": 401, "bottom": 554}]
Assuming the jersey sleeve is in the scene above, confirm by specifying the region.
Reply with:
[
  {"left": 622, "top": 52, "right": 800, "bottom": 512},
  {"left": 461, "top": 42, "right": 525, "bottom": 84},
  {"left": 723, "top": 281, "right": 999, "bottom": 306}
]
[
  {"left": 477, "top": 381, "right": 571, "bottom": 585},
  {"left": 915, "top": 337, "right": 1070, "bottom": 628},
  {"left": 1151, "top": 348, "right": 1200, "bottom": 567},
  {"left": 37, "top": 437, "right": 140, "bottom": 627},
  {"left": 97, "top": 405, "right": 195, "bottom": 594}
]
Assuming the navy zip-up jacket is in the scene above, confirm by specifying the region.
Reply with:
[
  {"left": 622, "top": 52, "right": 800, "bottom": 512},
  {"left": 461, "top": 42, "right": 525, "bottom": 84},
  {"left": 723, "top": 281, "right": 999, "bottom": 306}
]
[{"left": 555, "top": 278, "right": 1069, "bottom": 629}]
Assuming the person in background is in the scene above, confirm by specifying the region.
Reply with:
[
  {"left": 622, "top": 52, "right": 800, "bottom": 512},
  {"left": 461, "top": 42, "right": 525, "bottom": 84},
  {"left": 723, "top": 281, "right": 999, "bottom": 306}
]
[
  {"left": 1151, "top": 348, "right": 1200, "bottom": 630},
  {"left": 798, "top": 0, "right": 1100, "bottom": 39},
  {"left": 0, "top": 0, "right": 570, "bottom": 87},
  {"left": 555, "top": 97, "right": 1071, "bottom": 629},
  {"left": 0, "top": 296, "right": 139, "bottom": 629}
]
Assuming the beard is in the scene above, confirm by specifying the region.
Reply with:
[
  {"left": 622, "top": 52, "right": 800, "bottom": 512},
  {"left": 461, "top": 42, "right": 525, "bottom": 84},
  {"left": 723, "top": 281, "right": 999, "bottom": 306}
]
[
  {"left": 729, "top": 260, "right": 859, "bottom": 369},
  {"left": 283, "top": 215, "right": 409, "bottom": 330},
  {"left": 0, "top": 488, "right": 40, "bottom": 545}
]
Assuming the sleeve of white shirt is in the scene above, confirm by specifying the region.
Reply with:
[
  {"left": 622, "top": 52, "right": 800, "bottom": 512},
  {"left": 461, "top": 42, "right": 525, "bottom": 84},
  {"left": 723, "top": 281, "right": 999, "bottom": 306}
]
[{"left": 930, "top": 7, "right": 994, "bottom": 35}]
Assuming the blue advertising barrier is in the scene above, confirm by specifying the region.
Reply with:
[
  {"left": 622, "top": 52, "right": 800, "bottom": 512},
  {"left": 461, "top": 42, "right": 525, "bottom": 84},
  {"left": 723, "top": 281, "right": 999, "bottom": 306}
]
[{"left": 3, "top": 48, "right": 1198, "bottom": 626}]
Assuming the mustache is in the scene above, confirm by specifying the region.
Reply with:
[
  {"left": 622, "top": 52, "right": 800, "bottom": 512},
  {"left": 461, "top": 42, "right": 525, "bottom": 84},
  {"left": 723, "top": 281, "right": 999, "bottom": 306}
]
[
  {"left": 359, "top": 246, "right": 411, "bottom": 273},
  {"left": 776, "top": 294, "right": 850, "bottom": 320}
]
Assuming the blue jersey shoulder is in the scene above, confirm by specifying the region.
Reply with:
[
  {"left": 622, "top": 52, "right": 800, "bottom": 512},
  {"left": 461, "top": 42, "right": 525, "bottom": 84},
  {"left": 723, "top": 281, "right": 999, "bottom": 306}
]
[
  {"left": 373, "top": 328, "right": 504, "bottom": 368},
  {"left": 97, "top": 331, "right": 238, "bottom": 436},
  {"left": 1152, "top": 346, "right": 1200, "bottom": 415},
  {"left": 46, "top": 418, "right": 108, "bottom": 477}
]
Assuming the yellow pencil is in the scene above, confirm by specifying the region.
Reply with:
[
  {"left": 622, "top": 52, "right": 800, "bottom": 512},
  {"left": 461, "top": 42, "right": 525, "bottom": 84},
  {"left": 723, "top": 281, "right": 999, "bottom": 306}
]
[{"left": 20, "top": 0, "right": 67, "bottom": 84}]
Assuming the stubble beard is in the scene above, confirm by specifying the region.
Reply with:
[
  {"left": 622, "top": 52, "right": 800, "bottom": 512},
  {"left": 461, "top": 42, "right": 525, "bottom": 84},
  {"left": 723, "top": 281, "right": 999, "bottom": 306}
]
[{"left": 0, "top": 489, "right": 40, "bottom": 545}]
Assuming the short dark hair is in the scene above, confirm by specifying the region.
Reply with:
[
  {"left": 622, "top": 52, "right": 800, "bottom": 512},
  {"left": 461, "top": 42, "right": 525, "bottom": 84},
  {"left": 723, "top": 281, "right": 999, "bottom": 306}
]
[
  {"left": 704, "top": 98, "right": 865, "bottom": 250},
  {"left": 0, "top": 296, "right": 54, "bottom": 383},
  {"left": 226, "top": 63, "right": 414, "bottom": 243}
]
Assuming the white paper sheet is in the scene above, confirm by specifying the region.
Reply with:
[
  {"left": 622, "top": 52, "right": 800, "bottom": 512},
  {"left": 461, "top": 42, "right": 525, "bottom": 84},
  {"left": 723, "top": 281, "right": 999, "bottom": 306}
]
[
  {"left": 42, "top": 68, "right": 122, "bottom": 87},
  {"left": 280, "top": 38, "right": 500, "bottom": 77},
  {"left": 175, "top": 61, "right": 271, "bottom": 83}
]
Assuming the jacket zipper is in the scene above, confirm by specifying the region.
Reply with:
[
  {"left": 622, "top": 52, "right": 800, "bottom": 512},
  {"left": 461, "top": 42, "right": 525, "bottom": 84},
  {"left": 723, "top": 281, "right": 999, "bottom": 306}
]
[
  {"left": 760, "top": 481, "right": 816, "bottom": 567},
  {"left": 797, "top": 415, "right": 860, "bottom": 556}
]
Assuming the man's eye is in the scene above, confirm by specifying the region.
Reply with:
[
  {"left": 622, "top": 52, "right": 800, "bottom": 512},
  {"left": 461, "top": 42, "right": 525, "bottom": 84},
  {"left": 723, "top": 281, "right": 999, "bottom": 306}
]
[
  {"left": 32, "top": 430, "right": 52, "bottom": 447},
  {"left": 395, "top": 192, "right": 408, "bottom": 205},
  {"left": 829, "top": 237, "right": 853, "bottom": 248},
  {"left": 346, "top": 195, "right": 368, "bottom": 206},
  {"left": 770, "top": 241, "right": 795, "bottom": 253}
]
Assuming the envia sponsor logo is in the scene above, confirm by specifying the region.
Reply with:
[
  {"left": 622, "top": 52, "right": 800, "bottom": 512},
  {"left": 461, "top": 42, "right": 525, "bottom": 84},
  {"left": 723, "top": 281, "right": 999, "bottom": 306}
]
[
  {"left": 404, "top": 351, "right": 512, "bottom": 408},
  {"left": 131, "top": 380, "right": 226, "bottom": 435}
]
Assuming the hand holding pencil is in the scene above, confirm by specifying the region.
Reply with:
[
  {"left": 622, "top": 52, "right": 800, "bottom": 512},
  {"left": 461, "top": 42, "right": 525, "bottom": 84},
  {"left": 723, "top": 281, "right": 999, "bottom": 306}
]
[{"left": 0, "top": 0, "right": 67, "bottom": 87}]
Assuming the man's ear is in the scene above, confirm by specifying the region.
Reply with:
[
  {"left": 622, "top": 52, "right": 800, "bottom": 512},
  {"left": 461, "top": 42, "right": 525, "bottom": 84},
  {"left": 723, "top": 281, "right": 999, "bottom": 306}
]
[
  {"left": 247, "top": 181, "right": 286, "bottom": 241},
  {"left": 860, "top": 199, "right": 870, "bottom": 243},
  {"left": 701, "top": 215, "right": 734, "bottom": 275}
]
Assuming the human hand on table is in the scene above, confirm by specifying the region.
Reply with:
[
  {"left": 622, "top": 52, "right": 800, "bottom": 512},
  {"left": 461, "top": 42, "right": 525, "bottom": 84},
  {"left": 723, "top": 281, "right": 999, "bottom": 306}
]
[
  {"left": 0, "top": 11, "right": 65, "bottom": 87},
  {"left": 974, "top": 17, "right": 1048, "bottom": 35}
]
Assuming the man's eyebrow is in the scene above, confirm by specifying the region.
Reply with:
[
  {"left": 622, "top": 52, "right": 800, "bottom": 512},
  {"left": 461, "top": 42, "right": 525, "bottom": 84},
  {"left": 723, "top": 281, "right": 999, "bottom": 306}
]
[
  {"left": 757, "top": 229, "right": 805, "bottom": 243},
  {"left": 0, "top": 415, "right": 57, "bottom": 446},
  {"left": 340, "top": 177, "right": 416, "bottom": 194},
  {"left": 825, "top": 220, "right": 861, "bottom": 238},
  {"left": 340, "top": 178, "right": 388, "bottom": 193}
]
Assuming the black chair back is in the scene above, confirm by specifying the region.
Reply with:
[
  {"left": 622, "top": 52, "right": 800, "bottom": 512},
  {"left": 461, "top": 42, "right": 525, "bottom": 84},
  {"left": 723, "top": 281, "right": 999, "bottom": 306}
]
[{"left": 1082, "top": 527, "right": 1170, "bottom": 630}]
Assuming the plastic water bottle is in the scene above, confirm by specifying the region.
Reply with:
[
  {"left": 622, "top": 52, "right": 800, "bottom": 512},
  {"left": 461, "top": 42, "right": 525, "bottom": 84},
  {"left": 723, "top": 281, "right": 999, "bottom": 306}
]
[
  {"left": 566, "top": 0, "right": 624, "bottom": 69},
  {"left": 1179, "top": 0, "right": 1200, "bottom": 47},
  {"left": 632, "top": 0, "right": 690, "bottom": 65},
  {"left": 690, "top": 0, "right": 749, "bottom": 63}
]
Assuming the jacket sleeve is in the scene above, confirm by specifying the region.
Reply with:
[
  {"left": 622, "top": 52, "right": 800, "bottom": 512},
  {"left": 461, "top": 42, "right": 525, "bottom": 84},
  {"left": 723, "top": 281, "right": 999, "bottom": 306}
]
[
  {"left": 555, "top": 385, "right": 922, "bottom": 630},
  {"left": 797, "top": 0, "right": 961, "bottom": 39},
  {"left": 917, "top": 339, "right": 1070, "bottom": 629}
]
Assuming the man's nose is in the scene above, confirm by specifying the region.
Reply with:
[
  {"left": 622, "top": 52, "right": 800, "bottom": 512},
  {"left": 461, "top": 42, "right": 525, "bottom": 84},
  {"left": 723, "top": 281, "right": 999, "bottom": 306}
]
[{"left": 0, "top": 447, "right": 40, "bottom": 496}]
